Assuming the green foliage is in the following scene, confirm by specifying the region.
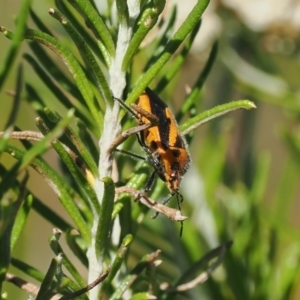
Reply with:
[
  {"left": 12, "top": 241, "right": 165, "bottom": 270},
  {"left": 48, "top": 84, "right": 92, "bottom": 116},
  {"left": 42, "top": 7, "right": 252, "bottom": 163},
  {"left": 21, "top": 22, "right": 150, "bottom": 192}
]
[{"left": 0, "top": 0, "right": 299, "bottom": 299}]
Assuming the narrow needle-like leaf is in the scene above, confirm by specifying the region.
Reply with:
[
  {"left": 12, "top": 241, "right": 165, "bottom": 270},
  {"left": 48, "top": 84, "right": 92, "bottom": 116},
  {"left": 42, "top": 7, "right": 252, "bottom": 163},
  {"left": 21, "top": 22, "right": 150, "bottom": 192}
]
[
  {"left": 0, "top": 0, "right": 31, "bottom": 89},
  {"left": 180, "top": 100, "right": 256, "bottom": 135},
  {"left": 125, "top": 0, "right": 210, "bottom": 107}
]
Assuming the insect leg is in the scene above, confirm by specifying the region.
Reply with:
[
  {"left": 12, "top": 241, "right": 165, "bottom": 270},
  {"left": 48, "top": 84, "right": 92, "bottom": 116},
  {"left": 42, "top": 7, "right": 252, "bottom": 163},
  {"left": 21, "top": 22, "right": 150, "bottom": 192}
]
[
  {"left": 176, "top": 193, "right": 184, "bottom": 237},
  {"left": 136, "top": 170, "right": 156, "bottom": 200},
  {"left": 108, "top": 122, "right": 153, "bottom": 154},
  {"left": 151, "top": 192, "right": 176, "bottom": 219},
  {"left": 152, "top": 192, "right": 184, "bottom": 237},
  {"left": 114, "top": 149, "right": 146, "bottom": 161},
  {"left": 144, "top": 171, "right": 157, "bottom": 193},
  {"left": 136, "top": 133, "right": 161, "bottom": 170}
]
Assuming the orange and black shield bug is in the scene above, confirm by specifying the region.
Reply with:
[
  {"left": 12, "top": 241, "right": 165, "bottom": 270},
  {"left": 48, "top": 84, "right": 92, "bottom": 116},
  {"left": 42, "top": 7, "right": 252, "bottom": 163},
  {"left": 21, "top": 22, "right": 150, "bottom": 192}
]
[
  {"left": 115, "top": 87, "right": 191, "bottom": 217},
  {"left": 134, "top": 88, "right": 191, "bottom": 203}
]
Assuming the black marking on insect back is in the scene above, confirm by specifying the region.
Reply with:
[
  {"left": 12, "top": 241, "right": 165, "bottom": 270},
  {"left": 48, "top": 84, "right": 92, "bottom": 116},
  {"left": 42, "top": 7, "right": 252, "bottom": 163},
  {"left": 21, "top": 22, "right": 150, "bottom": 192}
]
[
  {"left": 174, "top": 134, "right": 185, "bottom": 148},
  {"left": 160, "top": 141, "right": 169, "bottom": 151},
  {"left": 160, "top": 117, "right": 172, "bottom": 148},
  {"left": 145, "top": 87, "right": 170, "bottom": 149},
  {"left": 150, "top": 141, "right": 158, "bottom": 150},
  {"left": 171, "top": 161, "right": 180, "bottom": 171},
  {"left": 171, "top": 149, "right": 181, "bottom": 158}
]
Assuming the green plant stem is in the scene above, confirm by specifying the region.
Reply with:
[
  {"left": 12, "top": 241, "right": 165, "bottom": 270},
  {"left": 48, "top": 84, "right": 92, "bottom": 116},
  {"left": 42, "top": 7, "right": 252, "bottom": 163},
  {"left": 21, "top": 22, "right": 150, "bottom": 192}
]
[
  {"left": 91, "top": 2, "right": 142, "bottom": 295},
  {"left": 95, "top": 177, "right": 115, "bottom": 258},
  {"left": 86, "top": 178, "right": 115, "bottom": 299}
]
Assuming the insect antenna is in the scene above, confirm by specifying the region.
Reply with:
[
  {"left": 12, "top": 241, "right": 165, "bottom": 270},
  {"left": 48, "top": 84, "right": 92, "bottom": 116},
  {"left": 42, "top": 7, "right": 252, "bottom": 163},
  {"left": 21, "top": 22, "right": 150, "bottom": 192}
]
[
  {"left": 113, "top": 96, "right": 142, "bottom": 123},
  {"left": 152, "top": 191, "right": 184, "bottom": 236},
  {"left": 114, "top": 148, "right": 146, "bottom": 161}
]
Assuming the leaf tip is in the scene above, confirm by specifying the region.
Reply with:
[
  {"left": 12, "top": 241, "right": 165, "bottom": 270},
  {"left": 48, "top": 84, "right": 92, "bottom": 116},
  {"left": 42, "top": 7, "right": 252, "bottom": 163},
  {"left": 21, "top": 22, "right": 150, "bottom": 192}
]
[
  {"left": 248, "top": 101, "right": 257, "bottom": 109},
  {"left": 48, "top": 8, "right": 55, "bottom": 15}
]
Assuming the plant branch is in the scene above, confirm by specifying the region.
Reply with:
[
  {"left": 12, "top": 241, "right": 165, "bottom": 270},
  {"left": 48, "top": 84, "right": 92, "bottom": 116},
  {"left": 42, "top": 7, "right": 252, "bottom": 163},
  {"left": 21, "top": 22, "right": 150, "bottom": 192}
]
[
  {"left": 58, "top": 268, "right": 110, "bottom": 300},
  {"left": 89, "top": 1, "right": 143, "bottom": 297},
  {"left": 115, "top": 187, "right": 187, "bottom": 222},
  {"left": 5, "top": 273, "right": 41, "bottom": 298}
]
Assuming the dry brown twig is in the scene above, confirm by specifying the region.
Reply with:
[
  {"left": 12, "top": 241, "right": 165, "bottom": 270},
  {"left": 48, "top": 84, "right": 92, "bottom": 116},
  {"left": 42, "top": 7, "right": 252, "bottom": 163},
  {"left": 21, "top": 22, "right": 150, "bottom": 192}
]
[
  {"left": 0, "top": 130, "right": 43, "bottom": 142},
  {"left": 107, "top": 122, "right": 152, "bottom": 154},
  {"left": 5, "top": 268, "right": 110, "bottom": 300},
  {"left": 115, "top": 186, "right": 187, "bottom": 222},
  {"left": 58, "top": 268, "right": 110, "bottom": 300},
  {"left": 5, "top": 273, "right": 41, "bottom": 297}
]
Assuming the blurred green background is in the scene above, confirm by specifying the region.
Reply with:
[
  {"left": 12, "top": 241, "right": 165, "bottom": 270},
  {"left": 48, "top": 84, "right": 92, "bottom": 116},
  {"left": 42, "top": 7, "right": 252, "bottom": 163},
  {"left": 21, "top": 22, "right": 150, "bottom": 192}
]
[{"left": 1, "top": 0, "right": 300, "bottom": 299}]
